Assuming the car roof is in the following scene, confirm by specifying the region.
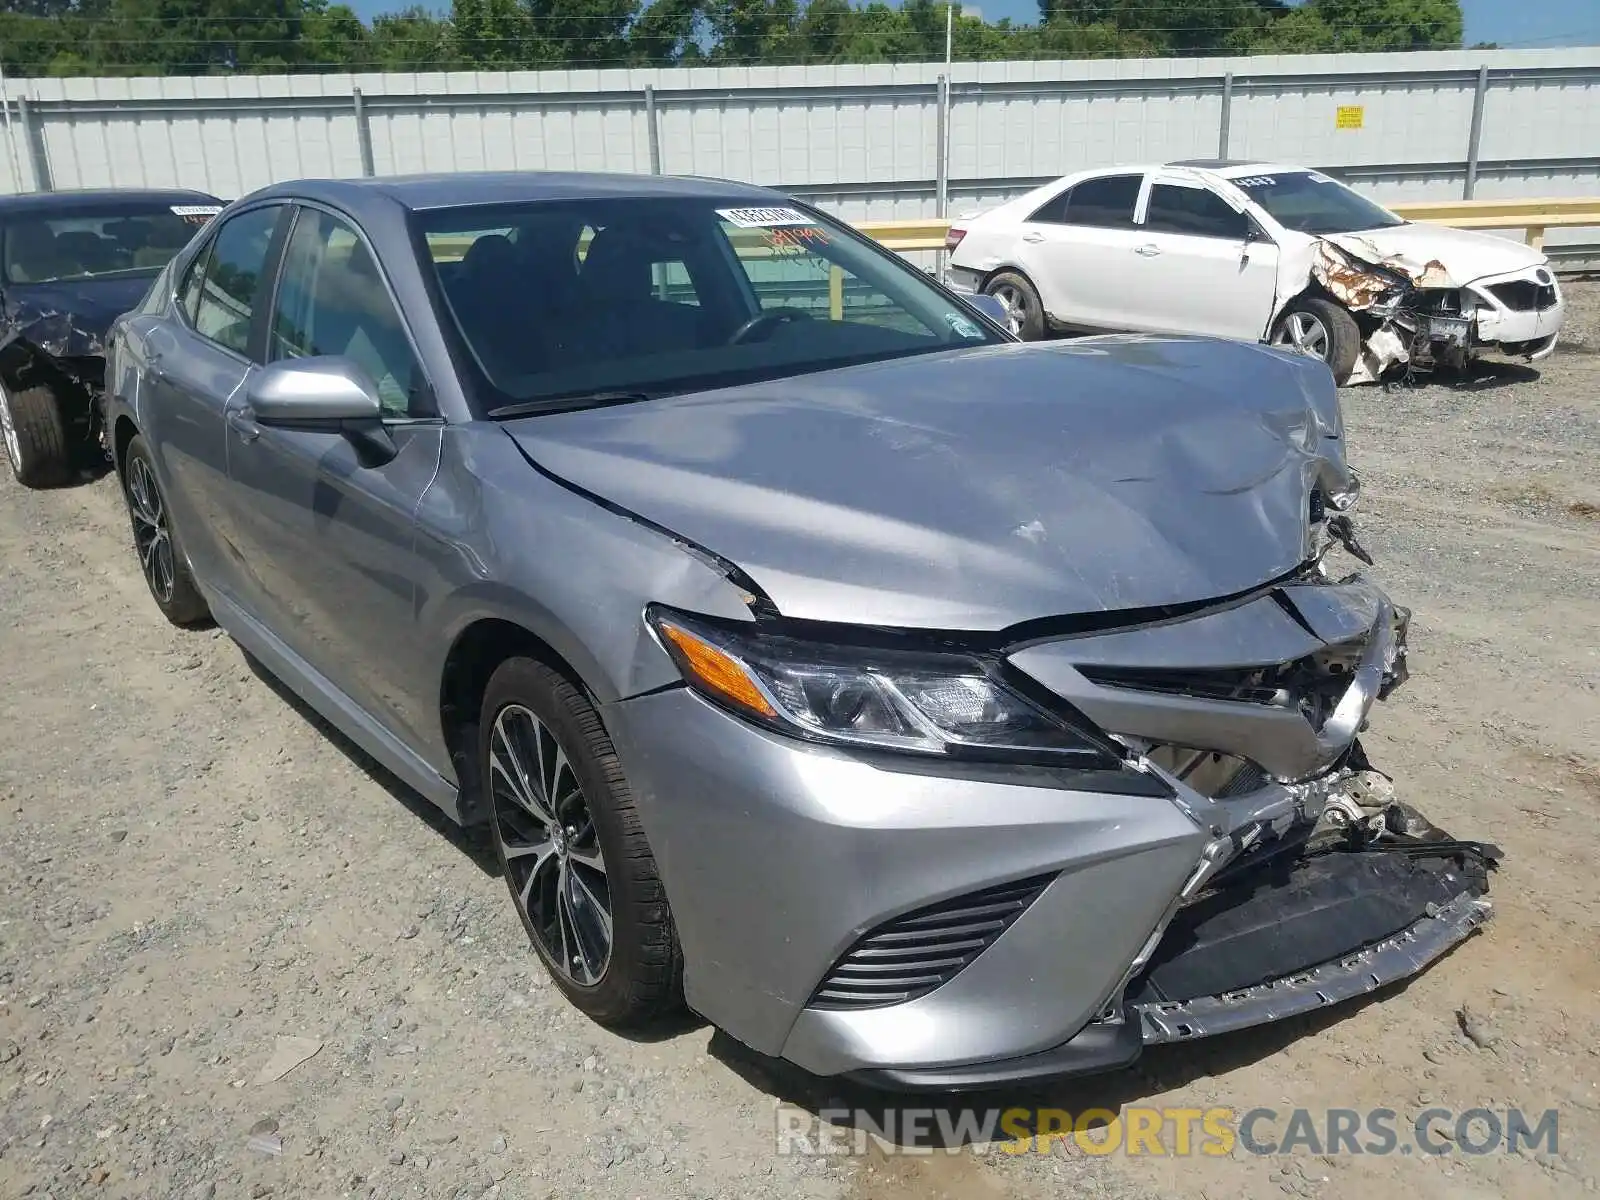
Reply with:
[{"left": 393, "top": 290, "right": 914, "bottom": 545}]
[
  {"left": 246, "top": 171, "right": 788, "bottom": 216},
  {"left": 0, "top": 187, "right": 224, "bottom": 215},
  {"left": 1164, "top": 159, "right": 1313, "bottom": 179}
]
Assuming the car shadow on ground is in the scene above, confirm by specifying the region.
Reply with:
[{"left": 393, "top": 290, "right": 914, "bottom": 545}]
[
  {"left": 704, "top": 949, "right": 1477, "bottom": 1149},
  {"left": 237, "top": 648, "right": 502, "bottom": 880},
  {"left": 1386, "top": 360, "right": 1542, "bottom": 392}
]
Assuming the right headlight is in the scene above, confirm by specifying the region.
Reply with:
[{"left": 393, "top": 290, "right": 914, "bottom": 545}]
[{"left": 647, "top": 606, "right": 1124, "bottom": 770}]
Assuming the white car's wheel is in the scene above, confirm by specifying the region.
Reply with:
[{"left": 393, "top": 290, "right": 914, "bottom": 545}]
[
  {"left": 1270, "top": 298, "right": 1360, "bottom": 386},
  {"left": 984, "top": 271, "right": 1046, "bottom": 341}
]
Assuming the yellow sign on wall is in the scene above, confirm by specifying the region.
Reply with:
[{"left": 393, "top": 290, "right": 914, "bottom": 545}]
[{"left": 1336, "top": 105, "right": 1365, "bottom": 130}]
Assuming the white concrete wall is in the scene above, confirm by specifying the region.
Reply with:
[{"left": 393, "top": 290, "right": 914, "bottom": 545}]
[{"left": 2, "top": 48, "right": 1597, "bottom": 251}]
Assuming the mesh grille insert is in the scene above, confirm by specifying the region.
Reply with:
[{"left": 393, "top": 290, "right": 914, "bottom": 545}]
[{"left": 809, "top": 874, "right": 1055, "bottom": 1010}]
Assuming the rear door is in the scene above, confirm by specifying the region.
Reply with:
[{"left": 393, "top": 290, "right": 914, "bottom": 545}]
[
  {"left": 219, "top": 203, "right": 443, "bottom": 750},
  {"left": 1126, "top": 177, "right": 1280, "bottom": 340},
  {"left": 1012, "top": 172, "right": 1147, "bottom": 331},
  {"left": 138, "top": 203, "right": 289, "bottom": 598}
]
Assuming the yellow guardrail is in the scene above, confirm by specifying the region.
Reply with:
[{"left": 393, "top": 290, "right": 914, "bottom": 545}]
[{"left": 1384, "top": 198, "right": 1600, "bottom": 252}]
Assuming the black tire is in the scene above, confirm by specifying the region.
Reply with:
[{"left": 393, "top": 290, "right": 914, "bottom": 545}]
[
  {"left": 121, "top": 435, "right": 210, "bottom": 626},
  {"left": 480, "top": 657, "right": 683, "bottom": 1027},
  {"left": 984, "top": 270, "right": 1047, "bottom": 341},
  {"left": 1271, "top": 296, "right": 1361, "bottom": 386},
  {"left": 1, "top": 382, "right": 72, "bottom": 488}
]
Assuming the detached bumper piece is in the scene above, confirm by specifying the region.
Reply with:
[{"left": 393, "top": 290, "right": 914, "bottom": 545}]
[
  {"left": 849, "top": 839, "right": 1497, "bottom": 1093},
  {"left": 1127, "top": 840, "right": 1495, "bottom": 1042}
]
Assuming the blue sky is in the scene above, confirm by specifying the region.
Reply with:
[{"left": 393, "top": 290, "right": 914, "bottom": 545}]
[{"left": 345, "top": 0, "right": 1600, "bottom": 48}]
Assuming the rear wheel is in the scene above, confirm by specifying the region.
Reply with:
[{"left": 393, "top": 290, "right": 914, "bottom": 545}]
[
  {"left": 0, "top": 382, "right": 71, "bottom": 488},
  {"left": 121, "top": 436, "right": 210, "bottom": 626},
  {"left": 984, "top": 271, "right": 1046, "bottom": 341},
  {"left": 481, "top": 657, "right": 683, "bottom": 1027},
  {"left": 1271, "top": 297, "right": 1360, "bottom": 385}
]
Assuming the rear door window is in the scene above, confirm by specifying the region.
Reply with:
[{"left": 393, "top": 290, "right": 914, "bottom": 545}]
[
  {"left": 191, "top": 206, "right": 284, "bottom": 357},
  {"left": 1029, "top": 174, "right": 1142, "bottom": 229}
]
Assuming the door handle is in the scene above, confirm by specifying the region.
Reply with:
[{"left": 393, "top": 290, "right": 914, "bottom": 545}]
[
  {"left": 226, "top": 408, "right": 261, "bottom": 443},
  {"left": 143, "top": 351, "right": 166, "bottom": 382},
  {"left": 1134, "top": 244, "right": 1162, "bottom": 257},
  {"left": 1022, "top": 231, "right": 1045, "bottom": 243}
]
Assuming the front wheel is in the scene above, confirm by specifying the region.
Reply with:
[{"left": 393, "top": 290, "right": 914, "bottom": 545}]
[
  {"left": 481, "top": 657, "right": 683, "bottom": 1027},
  {"left": 1270, "top": 297, "right": 1360, "bottom": 386},
  {"left": 0, "top": 382, "right": 71, "bottom": 488}
]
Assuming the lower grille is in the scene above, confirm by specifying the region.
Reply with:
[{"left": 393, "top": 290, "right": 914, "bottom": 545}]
[
  {"left": 809, "top": 875, "right": 1054, "bottom": 1010},
  {"left": 1487, "top": 280, "right": 1557, "bottom": 312}
]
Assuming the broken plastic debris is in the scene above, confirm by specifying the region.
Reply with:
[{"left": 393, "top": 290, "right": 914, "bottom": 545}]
[
  {"left": 253, "top": 1036, "right": 323, "bottom": 1085},
  {"left": 246, "top": 1117, "right": 283, "bottom": 1156}
]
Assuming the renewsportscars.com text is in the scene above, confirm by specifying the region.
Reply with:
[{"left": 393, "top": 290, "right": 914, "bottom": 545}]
[{"left": 775, "top": 1105, "right": 1561, "bottom": 1158}]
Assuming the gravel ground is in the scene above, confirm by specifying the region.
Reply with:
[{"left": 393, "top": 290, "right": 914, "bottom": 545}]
[{"left": 2, "top": 286, "right": 1598, "bottom": 1200}]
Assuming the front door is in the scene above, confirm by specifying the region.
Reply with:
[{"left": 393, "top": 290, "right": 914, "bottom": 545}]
[
  {"left": 219, "top": 204, "right": 443, "bottom": 749},
  {"left": 1126, "top": 180, "right": 1281, "bottom": 341}
]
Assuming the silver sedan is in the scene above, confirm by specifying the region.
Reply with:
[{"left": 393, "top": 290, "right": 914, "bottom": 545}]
[{"left": 103, "top": 171, "right": 1496, "bottom": 1089}]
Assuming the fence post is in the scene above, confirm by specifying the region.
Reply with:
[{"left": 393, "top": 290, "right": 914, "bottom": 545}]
[
  {"left": 934, "top": 73, "right": 949, "bottom": 277},
  {"left": 352, "top": 87, "right": 376, "bottom": 178},
  {"left": 1218, "top": 71, "right": 1234, "bottom": 159},
  {"left": 645, "top": 84, "right": 661, "bottom": 175},
  {"left": 1464, "top": 64, "right": 1488, "bottom": 200},
  {"left": 16, "top": 94, "right": 50, "bottom": 192}
]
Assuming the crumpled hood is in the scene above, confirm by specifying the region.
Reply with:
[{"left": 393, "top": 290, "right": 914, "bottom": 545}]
[
  {"left": 1325, "top": 223, "right": 1545, "bottom": 287},
  {"left": 0, "top": 275, "right": 155, "bottom": 358},
  {"left": 505, "top": 336, "right": 1352, "bottom": 631}
]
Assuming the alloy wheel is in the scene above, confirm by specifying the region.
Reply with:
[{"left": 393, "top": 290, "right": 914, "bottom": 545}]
[
  {"left": 989, "top": 282, "right": 1027, "bottom": 327},
  {"left": 0, "top": 384, "right": 20, "bottom": 470},
  {"left": 489, "top": 703, "right": 613, "bottom": 986},
  {"left": 126, "top": 457, "right": 175, "bottom": 604},
  {"left": 1273, "top": 311, "right": 1332, "bottom": 362}
]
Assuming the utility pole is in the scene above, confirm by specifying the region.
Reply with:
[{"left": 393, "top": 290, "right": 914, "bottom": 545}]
[{"left": 0, "top": 57, "right": 23, "bottom": 193}]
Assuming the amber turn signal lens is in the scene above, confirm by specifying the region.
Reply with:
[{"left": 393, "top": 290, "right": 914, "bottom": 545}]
[{"left": 659, "top": 621, "right": 777, "bottom": 718}]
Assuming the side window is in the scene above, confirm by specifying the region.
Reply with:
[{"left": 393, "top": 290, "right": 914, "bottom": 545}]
[
  {"left": 178, "top": 241, "right": 212, "bottom": 324},
  {"left": 1144, "top": 184, "right": 1250, "bottom": 240},
  {"left": 1026, "top": 189, "right": 1072, "bottom": 225},
  {"left": 270, "top": 207, "right": 424, "bottom": 418},
  {"left": 192, "top": 207, "right": 280, "bottom": 356},
  {"left": 1060, "top": 174, "right": 1142, "bottom": 229}
]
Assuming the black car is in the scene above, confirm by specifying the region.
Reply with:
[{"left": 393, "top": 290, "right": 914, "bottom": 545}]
[{"left": 0, "top": 187, "right": 223, "bottom": 486}]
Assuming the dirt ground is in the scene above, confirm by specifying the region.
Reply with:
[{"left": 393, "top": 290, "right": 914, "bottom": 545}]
[{"left": 2, "top": 286, "right": 1597, "bottom": 1200}]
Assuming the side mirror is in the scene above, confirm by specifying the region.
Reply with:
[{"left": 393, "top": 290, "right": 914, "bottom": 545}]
[
  {"left": 965, "top": 293, "right": 1019, "bottom": 335},
  {"left": 247, "top": 357, "right": 383, "bottom": 426}
]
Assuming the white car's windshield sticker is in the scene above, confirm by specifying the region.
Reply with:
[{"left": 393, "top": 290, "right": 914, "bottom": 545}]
[
  {"left": 716, "top": 206, "right": 814, "bottom": 228},
  {"left": 1234, "top": 176, "right": 1276, "bottom": 188}
]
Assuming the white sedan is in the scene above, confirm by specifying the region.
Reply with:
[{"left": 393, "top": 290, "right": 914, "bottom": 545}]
[{"left": 944, "top": 160, "right": 1565, "bottom": 385}]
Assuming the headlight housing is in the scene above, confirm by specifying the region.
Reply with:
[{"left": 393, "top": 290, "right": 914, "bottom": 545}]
[{"left": 647, "top": 607, "right": 1123, "bottom": 769}]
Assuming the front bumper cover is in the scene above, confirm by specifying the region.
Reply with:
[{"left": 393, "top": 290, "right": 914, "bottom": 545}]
[{"left": 609, "top": 569, "right": 1494, "bottom": 1090}]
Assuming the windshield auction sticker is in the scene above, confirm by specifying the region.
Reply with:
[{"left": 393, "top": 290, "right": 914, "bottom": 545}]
[
  {"left": 716, "top": 206, "right": 815, "bottom": 228},
  {"left": 171, "top": 204, "right": 224, "bottom": 224}
]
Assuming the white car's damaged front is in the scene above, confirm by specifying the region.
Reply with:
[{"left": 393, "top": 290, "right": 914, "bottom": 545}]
[{"left": 1223, "top": 166, "right": 1566, "bottom": 384}]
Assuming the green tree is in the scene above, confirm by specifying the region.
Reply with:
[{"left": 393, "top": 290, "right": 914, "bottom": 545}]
[
  {"left": 368, "top": 6, "right": 450, "bottom": 69},
  {"left": 448, "top": 0, "right": 528, "bottom": 66}
]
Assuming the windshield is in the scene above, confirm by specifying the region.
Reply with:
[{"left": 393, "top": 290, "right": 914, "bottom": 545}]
[
  {"left": 1, "top": 202, "right": 218, "bottom": 285},
  {"left": 415, "top": 196, "right": 1004, "bottom": 410},
  {"left": 1232, "top": 171, "right": 1405, "bottom": 235}
]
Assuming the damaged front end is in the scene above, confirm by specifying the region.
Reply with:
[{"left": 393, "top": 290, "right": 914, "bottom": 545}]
[
  {"left": 1309, "top": 236, "right": 1561, "bottom": 385},
  {"left": 990, "top": 512, "right": 1499, "bottom": 1076},
  {"left": 0, "top": 289, "right": 114, "bottom": 461}
]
